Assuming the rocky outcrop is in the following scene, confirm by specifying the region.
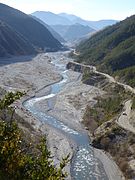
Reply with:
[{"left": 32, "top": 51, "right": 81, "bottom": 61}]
[{"left": 66, "top": 61, "right": 95, "bottom": 73}]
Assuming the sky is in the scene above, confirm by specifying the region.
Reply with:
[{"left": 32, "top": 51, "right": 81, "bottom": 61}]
[{"left": 0, "top": 0, "right": 135, "bottom": 20}]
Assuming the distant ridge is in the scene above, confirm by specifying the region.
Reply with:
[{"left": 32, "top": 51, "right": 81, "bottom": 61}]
[
  {"left": 31, "top": 11, "right": 118, "bottom": 30},
  {"left": 31, "top": 11, "right": 72, "bottom": 25},
  {"left": 59, "top": 13, "right": 118, "bottom": 30},
  {"left": 32, "top": 11, "right": 118, "bottom": 43}
]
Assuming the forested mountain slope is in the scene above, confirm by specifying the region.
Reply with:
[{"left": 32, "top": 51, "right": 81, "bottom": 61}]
[
  {"left": 77, "top": 15, "right": 135, "bottom": 86},
  {"left": 0, "top": 20, "right": 36, "bottom": 57},
  {"left": 31, "top": 15, "right": 65, "bottom": 43},
  {"left": 0, "top": 3, "right": 63, "bottom": 52}
]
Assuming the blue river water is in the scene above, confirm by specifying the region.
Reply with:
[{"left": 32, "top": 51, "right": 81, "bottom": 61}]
[{"left": 23, "top": 52, "right": 108, "bottom": 180}]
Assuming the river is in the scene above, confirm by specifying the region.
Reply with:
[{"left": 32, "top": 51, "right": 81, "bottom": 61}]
[{"left": 23, "top": 51, "right": 108, "bottom": 180}]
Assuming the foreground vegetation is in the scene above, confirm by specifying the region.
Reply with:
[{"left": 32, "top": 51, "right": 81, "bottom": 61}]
[{"left": 0, "top": 92, "right": 69, "bottom": 180}]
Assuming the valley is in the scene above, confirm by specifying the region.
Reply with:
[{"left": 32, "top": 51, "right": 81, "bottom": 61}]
[
  {"left": 0, "top": 51, "right": 126, "bottom": 180},
  {"left": 0, "top": 1, "right": 135, "bottom": 180}
]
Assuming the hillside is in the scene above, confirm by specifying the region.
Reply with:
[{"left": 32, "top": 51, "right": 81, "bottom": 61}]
[
  {"left": 63, "top": 23, "right": 95, "bottom": 41},
  {"left": 0, "top": 3, "right": 63, "bottom": 51},
  {"left": 32, "top": 11, "right": 118, "bottom": 43},
  {"left": 51, "top": 25, "right": 69, "bottom": 38},
  {"left": 52, "top": 24, "right": 95, "bottom": 42},
  {"left": 31, "top": 15, "right": 65, "bottom": 43},
  {"left": 0, "top": 20, "right": 36, "bottom": 57},
  {"left": 76, "top": 15, "right": 135, "bottom": 86}
]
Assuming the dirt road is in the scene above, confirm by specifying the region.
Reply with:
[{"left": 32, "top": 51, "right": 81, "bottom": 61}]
[{"left": 117, "top": 100, "right": 135, "bottom": 134}]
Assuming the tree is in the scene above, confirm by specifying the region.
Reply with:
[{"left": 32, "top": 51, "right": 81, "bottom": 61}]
[{"left": 0, "top": 92, "right": 69, "bottom": 179}]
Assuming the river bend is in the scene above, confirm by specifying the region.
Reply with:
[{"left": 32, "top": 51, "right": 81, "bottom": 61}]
[{"left": 23, "top": 52, "right": 108, "bottom": 180}]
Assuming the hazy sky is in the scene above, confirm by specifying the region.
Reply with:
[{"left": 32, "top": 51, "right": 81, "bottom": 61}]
[{"left": 0, "top": 0, "right": 134, "bottom": 20}]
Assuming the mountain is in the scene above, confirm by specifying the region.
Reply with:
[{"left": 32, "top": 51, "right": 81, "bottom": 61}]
[
  {"left": 76, "top": 15, "right": 135, "bottom": 87},
  {"left": 63, "top": 23, "right": 95, "bottom": 41},
  {"left": 51, "top": 25, "right": 69, "bottom": 37},
  {"left": 59, "top": 13, "right": 118, "bottom": 30},
  {"left": 32, "top": 11, "right": 118, "bottom": 30},
  {"left": 0, "top": 3, "right": 63, "bottom": 52},
  {"left": 0, "top": 20, "right": 36, "bottom": 57},
  {"left": 31, "top": 15, "right": 65, "bottom": 43},
  {"left": 46, "top": 25, "right": 66, "bottom": 43},
  {"left": 31, "top": 11, "right": 117, "bottom": 42},
  {"left": 51, "top": 23, "right": 95, "bottom": 42},
  {"left": 58, "top": 13, "right": 78, "bottom": 21},
  {"left": 89, "top": 20, "right": 119, "bottom": 30},
  {"left": 31, "top": 11, "right": 72, "bottom": 25}
]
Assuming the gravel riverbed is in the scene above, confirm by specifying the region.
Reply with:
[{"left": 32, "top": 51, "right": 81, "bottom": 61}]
[{"left": 0, "top": 52, "right": 124, "bottom": 180}]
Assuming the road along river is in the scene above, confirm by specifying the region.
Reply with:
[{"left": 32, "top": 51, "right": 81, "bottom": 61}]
[{"left": 23, "top": 52, "right": 109, "bottom": 180}]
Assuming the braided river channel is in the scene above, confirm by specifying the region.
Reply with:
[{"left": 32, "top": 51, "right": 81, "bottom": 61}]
[{"left": 23, "top": 52, "right": 108, "bottom": 180}]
